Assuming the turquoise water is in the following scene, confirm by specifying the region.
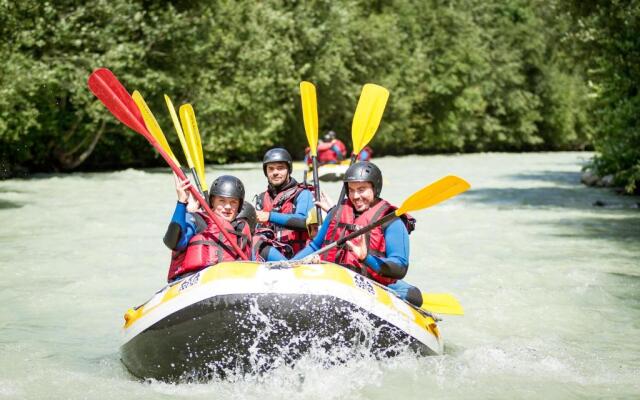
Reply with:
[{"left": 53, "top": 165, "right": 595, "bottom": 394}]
[{"left": 0, "top": 152, "right": 638, "bottom": 399}]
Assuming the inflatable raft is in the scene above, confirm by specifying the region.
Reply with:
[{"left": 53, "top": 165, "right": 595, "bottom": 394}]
[
  {"left": 313, "top": 161, "right": 350, "bottom": 181},
  {"left": 120, "top": 261, "right": 443, "bottom": 382}
]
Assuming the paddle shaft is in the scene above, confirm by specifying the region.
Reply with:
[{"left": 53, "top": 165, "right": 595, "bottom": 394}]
[
  {"left": 308, "top": 210, "right": 396, "bottom": 257},
  {"left": 139, "top": 131, "right": 248, "bottom": 261},
  {"left": 311, "top": 156, "right": 323, "bottom": 224},
  {"left": 88, "top": 70, "right": 248, "bottom": 260},
  {"left": 332, "top": 153, "right": 359, "bottom": 217},
  {"left": 190, "top": 167, "right": 205, "bottom": 197}
]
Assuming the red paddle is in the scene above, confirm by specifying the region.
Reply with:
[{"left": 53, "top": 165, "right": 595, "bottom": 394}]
[{"left": 88, "top": 68, "right": 248, "bottom": 260}]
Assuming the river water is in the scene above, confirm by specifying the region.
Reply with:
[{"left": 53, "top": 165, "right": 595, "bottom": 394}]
[{"left": 0, "top": 152, "right": 638, "bottom": 399}]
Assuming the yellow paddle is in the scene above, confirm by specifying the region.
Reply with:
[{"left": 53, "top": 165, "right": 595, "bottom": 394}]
[
  {"left": 351, "top": 83, "right": 389, "bottom": 160},
  {"left": 164, "top": 95, "right": 205, "bottom": 196},
  {"left": 308, "top": 175, "right": 471, "bottom": 257},
  {"left": 300, "top": 81, "right": 323, "bottom": 224},
  {"left": 179, "top": 104, "right": 207, "bottom": 197},
  {"left": 421, "top": 293, "right": 464, "bottom": 315},
  {"left": 131, "top": 91, "right": 179, "bottom": 165},
  {"left": 331, "top": 84, "right": 390, "bottom": 211}
]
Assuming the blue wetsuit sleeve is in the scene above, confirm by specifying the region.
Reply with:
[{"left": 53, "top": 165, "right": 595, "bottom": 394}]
[
  {"left": 364, "top": 219, "right": 409, "bottom": 277},
  {"left": 171, "top": 202, "right": 187, "bottom": 230},
  {"left": 265, "top": 247, "right": 288, "bottom": 261},
  {"left": 170, "top": 203, "right": 199, "bottom": 251},
  {"left": 291, "top": 208, "right": 334, "bottom": 260},
  {"left": 269, "top": 190, "right": 313, "bottom": 230}
]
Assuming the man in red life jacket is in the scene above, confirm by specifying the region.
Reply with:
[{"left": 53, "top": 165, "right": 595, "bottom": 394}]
[
  {"left": 163, "top": 175, "right": 252, "bottom": 282},
  {"left": 316, "top": 130, "right": 347, "bottom": 164},
  {"left": 253, "top": 148, "right": 314, "bottom": 261},
  {"left": 293, "top": 161, "right": 424, "bottom": 307}
]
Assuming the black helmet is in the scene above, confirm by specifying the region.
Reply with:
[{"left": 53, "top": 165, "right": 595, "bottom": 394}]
[
  {"left": 262, "top": 148, "right": 292, "bottom": 176},
  {"left": 323, "top": 130, "right": 336, "bottom": 142},
  {"left": 209, "top": 175, "right": 245, "bottom": 209},
  {"left": 343, "top": 161, "right": 383, "bottom": 197},
  {"left": 236, "top": 202, "right": 257, "bottom": 233}
]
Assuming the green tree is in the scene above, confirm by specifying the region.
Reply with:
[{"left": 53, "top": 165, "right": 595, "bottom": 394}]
[
  {"left": 565, "top": 0, "right": 640, "bottom": 193},
  {"left": 0, "top": 0, "right": 594, "bottom": 177}
]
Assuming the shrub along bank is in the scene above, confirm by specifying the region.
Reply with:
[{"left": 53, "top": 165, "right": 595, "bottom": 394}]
[{"left": 2, "top": 1, "right": 628, "bottom": 190}]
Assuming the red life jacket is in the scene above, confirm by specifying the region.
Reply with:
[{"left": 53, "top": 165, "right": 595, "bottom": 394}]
[
  {"left": 334, "top": 139, "right": 347, "bottom": 159},
  {"left": 317, "top": 141, "right": 340, "bottom": 163},
  {"left": 167, "top": 212, "right": 251, "bottom": 282},
  {"left": 322, "top": 199, "right": 414, "bottom": 286},
  {"left": 255, "top": 183, "right": 311, "bottom": 257}
]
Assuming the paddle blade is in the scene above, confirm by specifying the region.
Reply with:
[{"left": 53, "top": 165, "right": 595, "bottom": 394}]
[
  {"left": 179, "top": 104, "right": 206, "bottom": 186},
  {"left": 87, "top": 68, "right": 148, "bottom": 138},
  {"left": 421, "top": 293, "right": 464, "bottom": 316},
  {"left": 396, "top": 175, "right": 470, "bottom": 216},
  {"left": 165, "top": 95, "right": 195, "bottom": 169},
  {"left": 300, "top": 81, "right": 319, "bottom": 156},
  {"left": 351, "top": 84, "right": 389, "bottom": 155},
  {"left": 132, "top": 91, "right": 179, "bottom": 165}
]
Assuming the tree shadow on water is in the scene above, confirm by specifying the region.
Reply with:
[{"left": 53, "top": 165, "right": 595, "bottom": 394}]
[
  {"left": 467, "top": 169, "right": 639, "bottom": 209},
  {"left": 465, "top": 186, "right": 595, "bottom": 208},
  {"left": 504, "top": 170, "right": 583, "bottom": 186},
  {"left": 546, "top": 215, "right": 640, "bottom": 242},
  {"left": 0, "top": 199, "right": 23, "bottom": 210}
]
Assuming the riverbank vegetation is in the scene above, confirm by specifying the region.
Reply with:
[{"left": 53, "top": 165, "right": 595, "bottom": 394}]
[{"left": 0, "top": 1, "right": 637, "bottom": 192}]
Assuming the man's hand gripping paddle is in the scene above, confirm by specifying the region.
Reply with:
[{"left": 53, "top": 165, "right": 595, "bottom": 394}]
[
  {"left": 307, "top": 175, "right": 470, "bottom": 315},
  {"left": 87, "top": 68, "right": 248, "bottom": 260},
  {"left": 300, "top": 81, "right": 323, "bottom": 225},
  {"left": 308, "top": 175, "right": 470, "bottom": 257}
]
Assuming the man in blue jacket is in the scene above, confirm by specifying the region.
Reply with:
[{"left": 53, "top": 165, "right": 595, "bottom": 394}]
[
  {"left": 254, "top": 148, "right": 314, "bottom": 261},
  {"left": 293, "top": 161, "right": 423, "bottom": 307}
]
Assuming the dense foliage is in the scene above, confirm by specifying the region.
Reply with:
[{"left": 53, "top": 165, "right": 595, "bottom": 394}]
[
  {"left": 0, "top": 0, "right": 596, "bottom": 178},
  {"left": 565, "top": 0, "right": 640, "bottom": 193}
]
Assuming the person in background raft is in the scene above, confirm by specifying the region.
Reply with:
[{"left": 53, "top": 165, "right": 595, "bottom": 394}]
[
  {"left": 304, "top": 130, "right": 348, "bottom": 166},
  {"left": 292, "top": 161, "right": 424, "bottom": 307},
  {"left": 163, "top": 175, "right": 252, "bottom": 283},
  {"left": 357, "top": 146, "right": 373, "bottom": 162},
  {"left": 317, "top": 130, "right": 347, "bottom": 164},
  {"left": 253, "top": 148, "right": 314, "bottom": 261}
]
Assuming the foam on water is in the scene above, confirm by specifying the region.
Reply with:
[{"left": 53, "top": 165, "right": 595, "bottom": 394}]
[{"left": 1, "top": 152, "right": 639, "bottom": 399}]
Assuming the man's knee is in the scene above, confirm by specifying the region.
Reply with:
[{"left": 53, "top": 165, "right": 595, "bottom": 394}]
[{"left": 405, "top": 286, "right": 423, "bottom": 307}]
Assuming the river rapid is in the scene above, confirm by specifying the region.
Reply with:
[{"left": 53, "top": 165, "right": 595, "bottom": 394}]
[{"left": 0, "top": 152, "right": 638, "bottom": 399}]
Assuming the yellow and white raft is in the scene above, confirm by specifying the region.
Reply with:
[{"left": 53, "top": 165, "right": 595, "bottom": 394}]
[
  {"left": 120, "top": 261, "right": 443, "bottom": 381},
  {"left": 293, "top": 160, "right": 351, "bottom": 182},
  {"left": 312, "top": 160, "right": 351, "bottom": 181}
]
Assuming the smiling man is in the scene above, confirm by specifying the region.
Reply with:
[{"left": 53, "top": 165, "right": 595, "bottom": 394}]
[
  {"left": 253, "top": 148, "right": 314, "bottom": 261},
  {"left": 293, "top": 161, "right": 423, "bottom": 307},
  {"left": 162, "top": 175, "right": 252, "bottom": 283}
]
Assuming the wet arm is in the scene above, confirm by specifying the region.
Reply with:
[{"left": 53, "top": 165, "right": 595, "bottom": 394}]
[
  {"left": 291, "top": 208, "right": 334, "bottom": 260},
  {"left": 268, "top": 190, "right": 313, "bottom": 230},
  {"left": 363, "top": 219, "right": 409, "bottom": 279},
  {"left": 163, "top": 202, "right": 199, "bottom": 251}
]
